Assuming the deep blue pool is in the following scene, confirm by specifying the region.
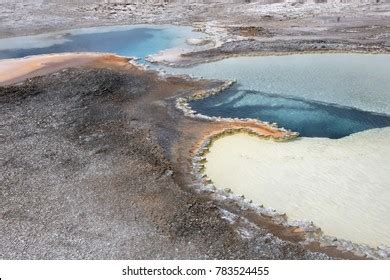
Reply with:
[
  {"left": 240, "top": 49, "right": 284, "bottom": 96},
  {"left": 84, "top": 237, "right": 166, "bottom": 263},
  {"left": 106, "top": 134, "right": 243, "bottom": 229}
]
[{"left": 190, "top": 85, "right": 390, "bottom": 139}]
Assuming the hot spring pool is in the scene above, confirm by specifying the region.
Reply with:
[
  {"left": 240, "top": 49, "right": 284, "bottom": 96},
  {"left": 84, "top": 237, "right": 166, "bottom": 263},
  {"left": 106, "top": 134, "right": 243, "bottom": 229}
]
[
  {"left": 173, "top": 53, "right": 390, "bottom": 247},
  {"left": 165, "top": 53, "right": 390, "bottom": 138},
  {"left": 203, "top": 129, "right": 390, "bottom": 247},
  {"left": 0, "top": 24, "right": 203, "bottom": 61},
  {"left": 1, "top": 27, "right": 389, "bottom": 248}
]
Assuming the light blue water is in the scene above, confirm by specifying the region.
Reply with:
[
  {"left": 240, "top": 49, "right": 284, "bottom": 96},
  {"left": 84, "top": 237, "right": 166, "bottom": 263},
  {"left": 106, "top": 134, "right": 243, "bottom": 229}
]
[
  {"left": 164, "top": 54, "right": 390, "bottom": 138},
  {"left": 0, "top": 25, "right": 200, "bottom": 61}
]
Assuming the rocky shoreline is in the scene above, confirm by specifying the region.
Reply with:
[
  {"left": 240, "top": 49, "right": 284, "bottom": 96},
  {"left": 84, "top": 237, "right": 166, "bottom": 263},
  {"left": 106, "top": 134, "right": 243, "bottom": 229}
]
[
  {"left": 190, "top": 131, "right": 390, "bottom": 260},
  {"left": 1, "top": 48, "right": 389, "bottom": 259},
  {"left": 148, "top": 37, "right": 390, "bottom": 67},
  {"left": 171, "top": 69, "right": 389, "bottom": 260},
  {"left": 1, "top": 56, "right": 335, "bottom": 259},
  {"left": 1, "top": 1, "right": 390, "bottom": 260}
]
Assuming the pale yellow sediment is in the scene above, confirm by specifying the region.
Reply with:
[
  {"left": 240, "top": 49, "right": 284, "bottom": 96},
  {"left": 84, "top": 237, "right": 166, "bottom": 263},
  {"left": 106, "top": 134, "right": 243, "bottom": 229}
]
[{"left": 203, "top": 128, "right": 390, "bottom": 248}]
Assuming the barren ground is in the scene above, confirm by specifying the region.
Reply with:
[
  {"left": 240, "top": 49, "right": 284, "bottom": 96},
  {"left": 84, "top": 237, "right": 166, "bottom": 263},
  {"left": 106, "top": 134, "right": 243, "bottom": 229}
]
[
  {"left": 1, "top": 2, "right": 389, "bottom": 259},
  {"left": 1, "top": 2, "right": 390, "bottom": 46},
  {"left": 1, "top": 59, "right": 334, "bottom": 259}
]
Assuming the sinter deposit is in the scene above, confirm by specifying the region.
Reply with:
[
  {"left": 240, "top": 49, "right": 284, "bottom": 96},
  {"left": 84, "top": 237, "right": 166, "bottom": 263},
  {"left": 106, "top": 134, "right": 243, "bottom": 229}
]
[{"left": 203, "top": 128, "right": 390, "bottom": 248}]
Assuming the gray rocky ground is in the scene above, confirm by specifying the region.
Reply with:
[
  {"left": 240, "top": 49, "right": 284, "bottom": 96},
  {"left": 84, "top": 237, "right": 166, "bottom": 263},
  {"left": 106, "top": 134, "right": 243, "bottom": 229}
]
[
  {"left": 0, "top": 66, "right": 331, "bottom": 259},
  {"left": 1, "top": 1, "right": 389, "bottom": 259},
  {"left": 1, "top": 1, "right": 390, "bottom": 45}
]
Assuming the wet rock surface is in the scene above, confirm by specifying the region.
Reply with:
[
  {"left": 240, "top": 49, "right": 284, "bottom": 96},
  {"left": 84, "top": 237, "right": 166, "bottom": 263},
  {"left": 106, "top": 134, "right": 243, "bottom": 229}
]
[{"left": 0, "top": 67, "right": 331, "bottom": 259}]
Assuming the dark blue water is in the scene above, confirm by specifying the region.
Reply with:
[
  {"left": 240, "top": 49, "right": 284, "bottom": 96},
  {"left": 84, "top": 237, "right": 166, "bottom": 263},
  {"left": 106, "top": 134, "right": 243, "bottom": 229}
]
[
  {"left": 0, "top": 26, "right": 191, "bottom": 61},
  {"left": 190, "top": 85, "right": 390, "bottom": 139}
]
